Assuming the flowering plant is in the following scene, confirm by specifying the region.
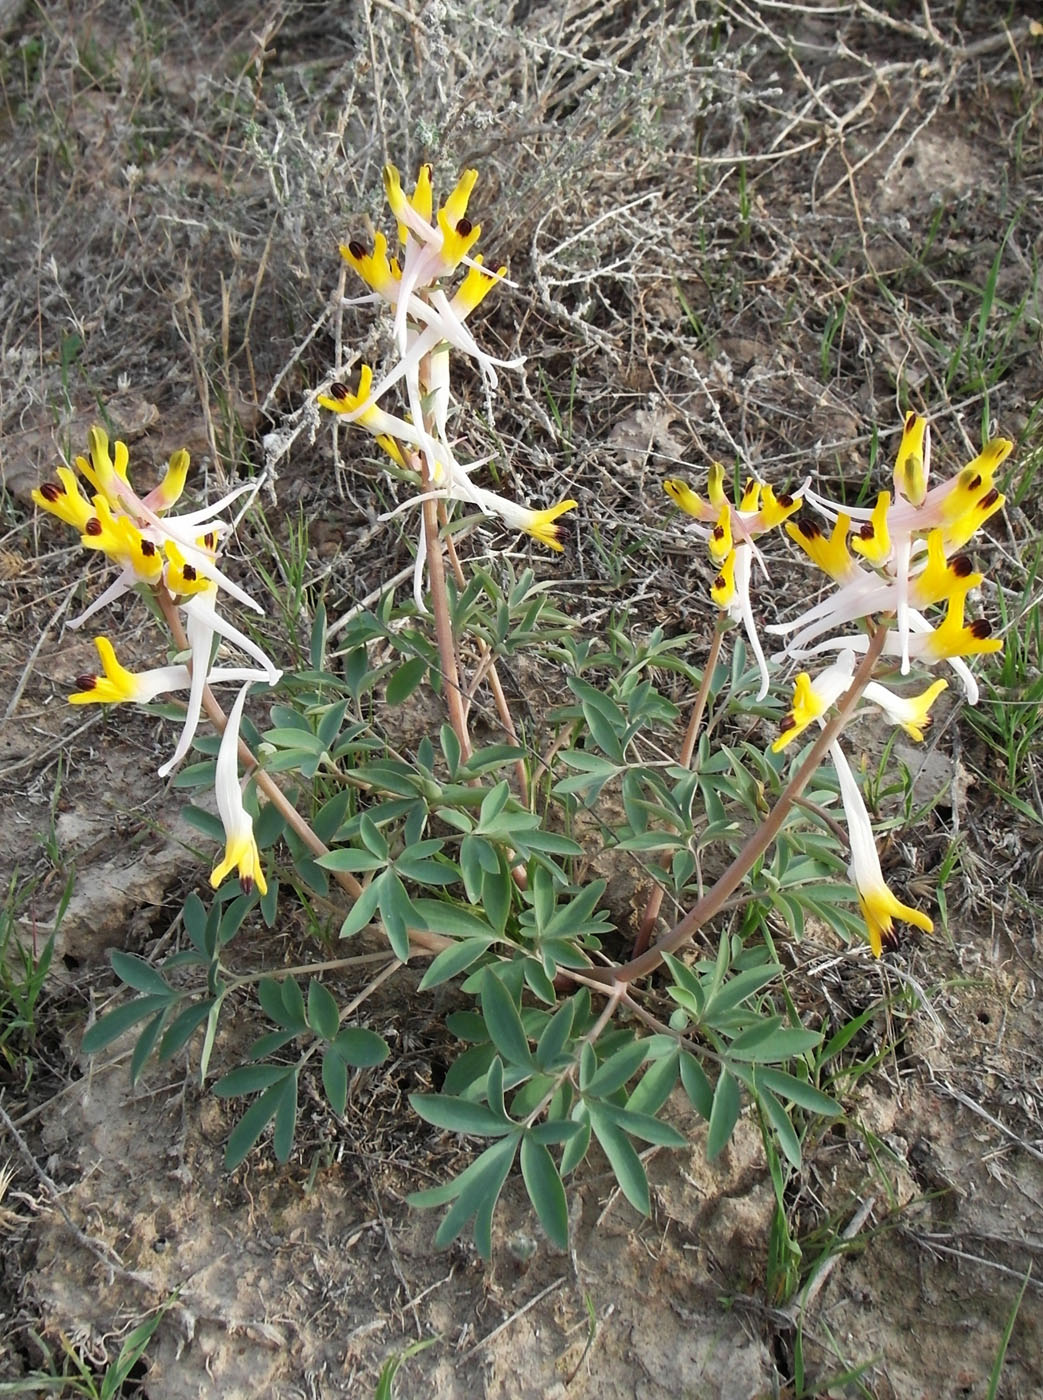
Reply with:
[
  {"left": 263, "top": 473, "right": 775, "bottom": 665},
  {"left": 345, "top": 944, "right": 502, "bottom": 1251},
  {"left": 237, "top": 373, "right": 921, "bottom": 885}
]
[
  {"left": 34, "top": 427, "right": 281, "bottom": 892},
  {"left": 50, "top": 163, "right": 1011, "bottom": 1271}
]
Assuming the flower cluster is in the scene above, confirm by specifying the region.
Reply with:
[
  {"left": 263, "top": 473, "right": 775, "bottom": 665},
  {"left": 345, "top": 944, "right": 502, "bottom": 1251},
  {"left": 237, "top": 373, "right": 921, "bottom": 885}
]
[
  {"left": 663, "top": 464, "right": 802, "bottom": 698},
  {"left": 668, "top": 413, "right": 1009, "bottom": 957},
  {"left": 34, "top": 427, "right": 281, "bottom": 894},
  {"left": 771, "top": 412, "right": 1007, "bottom": 702},
  {"left": 318, "top": 163, "right": 577, "bottom": 607}
]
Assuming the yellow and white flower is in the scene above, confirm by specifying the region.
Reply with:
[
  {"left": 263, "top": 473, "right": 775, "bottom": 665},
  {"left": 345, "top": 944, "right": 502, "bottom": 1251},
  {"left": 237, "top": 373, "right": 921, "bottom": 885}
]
[
  {"left": 35, "top": 426, "right": 282, "bottom": 781},
  {"left": 831, "top": 740, "right": 933, "bottom": 957},
  {"left": 322, "top": 162, "right": 572, "bottom": 612},
  {"left": 665, "top": 467, "right": 803, "bottom": 699},
  {"left": 210, "top": 681, "right": 267, "bottom": 897},
  {"left": 771, "top": 415, "right": 1006, "bottom": 697}
]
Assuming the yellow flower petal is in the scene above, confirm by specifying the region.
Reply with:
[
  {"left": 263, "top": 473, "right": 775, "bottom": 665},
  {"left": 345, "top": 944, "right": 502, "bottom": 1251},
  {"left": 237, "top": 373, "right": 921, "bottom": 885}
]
[
  {"left": 923, "top": 593, "right": 1003, "bottom": 660},
  {"left": 440, "top": 168, "right": 479, "bottom": 230},
  {"left": 910, "top": 529, "right": 981, "bottom": 607},
  {"left": 436, "top": 209, "right": 481, "bottom": 271},
  {"left": 894, "top": 410, "right": 930, "bottom": 506},
  {"left": 519, "top": 498, "right": 578, "bottom": 551},
  {"left": 410, "top": 162, "right": 433, "bottom": 225},
  {"left": 850, "top": 491, "right": 891, "bottom": 565},
  {"left": 757, "top": 485, "right": 801, "bottom": 530},
  {"left": 152, "top": 448, "right": 190, "bottom": 512},
  {"left": 339, "top": 232, "right": 400, "bottom": 297},
  {"left": 706, "top": 461, "right": 727, "bottom": 510},
  {"left": 785, "top": 512, "right": 855, "bottom": 582},
  {"left": 68, "top": 637, "right": 143, "bottom": 704},
  {"left": 858, "top": 881, "right": 933, "bottom": 958},
  {"left": 708, "top": 503, "right": 732, "bottom": 563},
  {"left": 80, "top": 498, "right": 163, "bottom": 583},
  {"left": 663, "top": 478, "right": 711, "bottom": 521},
  {"left": 453, "top": 256, "right": 506, "bottom": 316},
  {"left": 32, "top": 467, "right": 95, "bottom": 532},
  {"left": 738, "top": 478, "right": 761, "bottom": 513},
  {"left": 710, "top": 550, "right": 737, "bottom": 609},
  {"left": 772, "top": 673, "right": 821, "bottom": 752},
  {"left": 210, "top": 831, "right": 267, "bottom": 897},
  {"left": 163, "top": 540, "right": 211, "bottom": 597}
]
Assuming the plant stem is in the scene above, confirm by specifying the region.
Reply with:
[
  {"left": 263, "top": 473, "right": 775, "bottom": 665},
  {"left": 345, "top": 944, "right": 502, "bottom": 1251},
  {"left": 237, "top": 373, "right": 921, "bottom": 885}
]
[
  {"left": 521, "top": 980, "right": 624, "bottom": 1129},
  {"left": 418, "top": 471, "right": 472, "bottom": 763},
  {"left": 154, "top": 588, "right": 450, "bottom": 957},
  {"left": 590, "top": 623, "right": 889, "bottom": 986},
  {"left": 441, "top": 508, "right": 529, "bottom": 801},
  {"left": 632, "top": 622, "right": 725, "bottom": 957}
]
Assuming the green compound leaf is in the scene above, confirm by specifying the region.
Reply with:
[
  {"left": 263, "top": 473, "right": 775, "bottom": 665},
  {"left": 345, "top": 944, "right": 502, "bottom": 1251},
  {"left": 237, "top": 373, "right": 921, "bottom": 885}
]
[
  {"left": 110, "top": 951, "right": 171, "bottom": 997},
  {"left": 524, "top": 956, "right": 557, "bottom": 1004},
  {"left": 435, "top": 1133, "right": 521, "bottom": 1258},
  {"left": 322, "top": 1048, "right": 348, "bottom": 1116},
  {"left": 680, "top": 1052, "right": 714, "bottom": 1119},
  {"left": 758, "top": 1087, "right": 803, "bottom": 1170},
  {"left": 259, "top": 875, "right": 280, "bottom": 927},
  {"left": 567, "top": 675, "right": 627, "bottom": 763},
  {"left": 535, "top": 999, "right": 576, "bottom": 1072},
  {"left": 380, "top": 870, "right": 422, "bottom": 961},
  {"left": 218, "top": 894, "right": 256, "bottom": 947},
  {"left": 359, "top": 813, "right": 390, "bottom": 860},
  {"left": 603, "top": 1105, "right": 686, "bottom": 1148},
  {"left": 703, "top": 964, "right": 781, "bottom": 1021},
  {"left": 81, "top": 994, "right": 172, "bottom": 1054},
  {"left": 409, "top": 1093, "right": 512, "bottom": 1137},
  {"left": 173, "top": 763, "right": 219, "bottom": 793},
  {"left": 129, "top": 1011, "right": 165, "bottom": 1083},
  {"left": 725, "top": 1019, "right": 821, "bottom": 1063},
  {"left": 515, "top": 829, "right": 583, "bottom": 856},
  {"left": 482, "top": 865, "right": 513, "bottom": 936},
  {"left": 528, "top": 1119, "right": 584, "bottom": 1146},
  {"left": 316, "top": 698, "right": 350, "bottom": 751},
  {"left": 486, "top": 1055, "right": 507, "bottom": 1121},
  {"left": 752, "top": 1067, "right": 839, "bottom": 1118},
  {"left": 386, "top": 656, "right": 428, "bottom": 705},
  {"left": 411, "top": 899, "right": 496, "bottom": 941},
  {"left": 588, "top": 1105, "right": 649, "bottom": 1214},
  {"left": 625, "top": 1050, "right": 680, "bottom": 1116},
  {"left": 521, "top": 1135, "right": 569, "bottom": 1249},
  {"left": 212, "top": 1063, "right": 293, "bottom": 1097},
  {"left": 275, "top": 975, "right": 308, "bottom": 1030},
  {"left": 272, "top": 1072, "right": 299, "bottom": 1162},
  {"left": 158, "top": 998, "right": 216, "bottom": 1063},
  {"left": 419, "top": 935, "right": 497, "bottom": 991},
  {"left": 480, "top": 968, "right": 534, "bottom": 1069},
  {"left": 315, "top": 848, "right": 387, "bottom": 874},
  {"left": 559, "top": 1107, "right": 592, "bottom": 1177},
  {"left": 306, "top": 979, "right": 340, "bottom": 1041},
  {"left": 338, "top": 870, "right": 386, "bottom": 940},
  {"left": 707, "top": 1069, "right": 742, "bottom": 1160},
  {"left": 224, "top": 1073, "right": 295, "bottom": 1170},
  {"left": 582, "top": 1038, "right": 649, "bottom": 1099},
  {"left": 312, "top": 791, "right": 353, "bottom": 844},
  {"left": 263, "top": 727, "right": 326, "bottom": 754},
  {"left": 181, "top": 892, "right": 209, "bottom": 956},
  {"left": 478, "top": 780, "right": 511, "bottom": 828},
  {"left": 331, "top": 1027, "right": 389, "bottom": 1065}
]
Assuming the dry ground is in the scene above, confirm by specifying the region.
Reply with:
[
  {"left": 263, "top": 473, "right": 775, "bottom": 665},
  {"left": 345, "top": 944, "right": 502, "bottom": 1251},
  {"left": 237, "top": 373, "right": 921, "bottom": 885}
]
[{"left": 1, "top": 2, "right": 1042, "bottom": 1396}]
